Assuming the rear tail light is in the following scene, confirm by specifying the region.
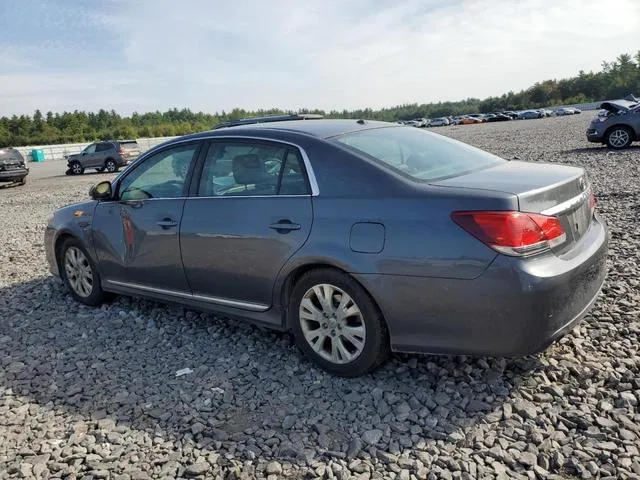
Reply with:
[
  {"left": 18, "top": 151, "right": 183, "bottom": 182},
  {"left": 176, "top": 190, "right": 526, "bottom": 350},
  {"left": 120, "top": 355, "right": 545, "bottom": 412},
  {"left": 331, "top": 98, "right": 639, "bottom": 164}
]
[
  {"left": 589, "top": 192, "right": 596, "bottom": 211},
  {"left": 452, "top": 211, "right": 566, "bottom": 257}
]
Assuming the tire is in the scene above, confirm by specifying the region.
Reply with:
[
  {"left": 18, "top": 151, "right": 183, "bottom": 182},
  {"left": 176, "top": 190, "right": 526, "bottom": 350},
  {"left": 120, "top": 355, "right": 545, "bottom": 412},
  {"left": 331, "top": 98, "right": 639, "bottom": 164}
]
[
  {"left": 69, "top": 161, "right": 84, "bottom": 175},
  {"left": 104, "top": 159, "right": 118, "bottom": 173},
  {"left": 19, "top": 176, "right": 26, "bottom": 186},
  {"left": 58, "top": 237, "right": 109, "bottom": 306},
  {"left": 606, "top": 126, "right": 633, "bottom": 150},
  {"left": 288, "top": 268, "right": 389, "bottom": 377}
]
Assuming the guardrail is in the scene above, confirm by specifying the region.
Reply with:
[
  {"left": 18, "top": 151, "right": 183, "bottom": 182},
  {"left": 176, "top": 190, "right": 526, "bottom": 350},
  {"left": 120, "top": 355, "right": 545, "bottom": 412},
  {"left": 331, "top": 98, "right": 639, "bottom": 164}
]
[{"left": 15, "top": 136, "right": 179, "bottom": 162}]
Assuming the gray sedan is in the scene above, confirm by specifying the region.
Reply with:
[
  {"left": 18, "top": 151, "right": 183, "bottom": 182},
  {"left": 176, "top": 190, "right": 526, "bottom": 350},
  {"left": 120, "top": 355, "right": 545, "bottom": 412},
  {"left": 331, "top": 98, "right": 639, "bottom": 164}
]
[{"left": 45, "top": 119, "right": 608, "bottom": 377}]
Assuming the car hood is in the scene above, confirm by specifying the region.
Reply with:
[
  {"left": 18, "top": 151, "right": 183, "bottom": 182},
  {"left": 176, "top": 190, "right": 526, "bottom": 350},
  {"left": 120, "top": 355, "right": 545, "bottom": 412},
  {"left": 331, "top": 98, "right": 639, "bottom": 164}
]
[
  {"left": 599, "top": 98, "right": 639, "bottom": 114},
  {"left": 66, "top": 153, "right": 82, "bottom": 162}
]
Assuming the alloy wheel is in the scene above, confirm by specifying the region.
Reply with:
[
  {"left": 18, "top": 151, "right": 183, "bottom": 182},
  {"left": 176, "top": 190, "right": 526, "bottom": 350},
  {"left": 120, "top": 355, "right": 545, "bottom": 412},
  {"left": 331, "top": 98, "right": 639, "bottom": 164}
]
[
  {"left": 299, "top": 283, "right": 366, "bottom": 365},
  {"left": 609, "top": 129, "right": 630, "bottom": 148},
  {"left": 64, "top": 246, "right": 94, "bottom": 298},
  {"left": 71, "top": 163, "right": 82, "bottom": 175}
]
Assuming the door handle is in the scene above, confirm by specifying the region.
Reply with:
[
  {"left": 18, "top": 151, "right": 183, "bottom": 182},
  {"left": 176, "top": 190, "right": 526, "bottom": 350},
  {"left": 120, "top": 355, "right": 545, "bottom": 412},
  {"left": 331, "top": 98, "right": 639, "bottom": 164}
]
[
  {"left": 157, "top": 218, "right": 178, "bottom": 229},
  {"left": 269, "top": 219, "right": 301, "bottom": 232}
]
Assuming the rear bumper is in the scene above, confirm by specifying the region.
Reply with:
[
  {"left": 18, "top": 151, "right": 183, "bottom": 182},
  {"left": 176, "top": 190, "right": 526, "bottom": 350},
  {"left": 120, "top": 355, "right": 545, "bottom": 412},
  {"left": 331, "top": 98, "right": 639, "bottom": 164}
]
[
  {"left": 355, "top": 214, "right": 609, "bottom": 357},
  {"left": 0, "top": 168, "right": 28, "bottom": 182}
]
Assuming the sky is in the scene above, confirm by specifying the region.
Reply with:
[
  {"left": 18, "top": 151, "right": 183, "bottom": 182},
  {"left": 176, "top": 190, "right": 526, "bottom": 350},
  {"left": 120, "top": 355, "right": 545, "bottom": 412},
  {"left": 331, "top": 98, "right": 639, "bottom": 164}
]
[{"left": 1, "top": 0, "right": 639, "bottom": 116}]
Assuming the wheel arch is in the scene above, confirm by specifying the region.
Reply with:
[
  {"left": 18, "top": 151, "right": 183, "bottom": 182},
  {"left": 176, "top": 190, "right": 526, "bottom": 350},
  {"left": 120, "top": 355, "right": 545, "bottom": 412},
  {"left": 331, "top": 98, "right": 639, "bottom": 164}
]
[
  {"left": 54, "top": 232, "right": 76, "bottom": 271},
  {"left": 604, "top": 124, "right": 636, "bottom": 140},
  {"left": 278, "top": 262, "right": 390, "bottom": 342}
]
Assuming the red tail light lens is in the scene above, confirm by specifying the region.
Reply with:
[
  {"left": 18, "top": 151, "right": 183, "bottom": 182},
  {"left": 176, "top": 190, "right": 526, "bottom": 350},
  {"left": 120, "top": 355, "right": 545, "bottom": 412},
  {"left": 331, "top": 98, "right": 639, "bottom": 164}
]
[
  {"left": 452, "top": 211, "right": 566, "bottom": 256},
  {"left": 589, "top": 192, "right": 596, "bottom": 211}
]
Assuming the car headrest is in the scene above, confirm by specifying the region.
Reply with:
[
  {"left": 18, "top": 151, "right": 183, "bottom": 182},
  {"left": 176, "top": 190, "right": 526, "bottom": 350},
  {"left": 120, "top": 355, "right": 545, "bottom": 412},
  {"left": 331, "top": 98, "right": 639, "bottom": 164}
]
[{"left": 232, "top": 154, "right": 269, "bottom": 185}]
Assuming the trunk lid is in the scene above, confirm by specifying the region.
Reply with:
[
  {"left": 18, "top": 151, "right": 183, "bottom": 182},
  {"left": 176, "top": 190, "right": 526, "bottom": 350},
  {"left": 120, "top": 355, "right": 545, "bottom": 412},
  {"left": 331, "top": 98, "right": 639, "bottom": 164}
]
[{"left": 432, "top": 161, "right": 594, "bottom": 251}]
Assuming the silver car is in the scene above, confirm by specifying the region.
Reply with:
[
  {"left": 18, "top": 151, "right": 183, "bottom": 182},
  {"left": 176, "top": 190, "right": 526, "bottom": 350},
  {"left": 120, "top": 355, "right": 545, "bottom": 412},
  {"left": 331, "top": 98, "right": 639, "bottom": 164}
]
[
  {"left": 45, "top": 117, "right": 608, "bottom": 377},
  {"left": 65, "top": 140, "right": 141, "bottom": 175}
]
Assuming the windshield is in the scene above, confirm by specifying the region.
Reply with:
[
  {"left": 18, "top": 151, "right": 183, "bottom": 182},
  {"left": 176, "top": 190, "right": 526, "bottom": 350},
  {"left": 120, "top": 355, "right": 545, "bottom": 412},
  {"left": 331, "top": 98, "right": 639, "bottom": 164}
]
[{"left": 332, "top": 126, "right": 505, "bottom": 182}]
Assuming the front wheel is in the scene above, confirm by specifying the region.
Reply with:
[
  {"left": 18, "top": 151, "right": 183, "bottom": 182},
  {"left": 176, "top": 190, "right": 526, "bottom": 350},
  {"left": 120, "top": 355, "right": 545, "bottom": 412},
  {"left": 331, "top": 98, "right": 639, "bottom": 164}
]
[
  {"left": 606, "top": 127, "right": 633, "bottom": 150},
  {"left": 69, "top": 161, "right": 84, "bottom": 175},
  {"left": 289, "top": 268, "right": 389, "bottom": 377},
  {"left": 59, "top": 238, "right": 109, "bottom": 306}
]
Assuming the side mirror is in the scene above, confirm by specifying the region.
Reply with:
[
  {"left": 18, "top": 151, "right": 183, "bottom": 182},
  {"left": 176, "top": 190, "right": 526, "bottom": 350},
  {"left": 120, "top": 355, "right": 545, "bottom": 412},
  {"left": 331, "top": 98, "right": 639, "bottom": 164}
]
[{"left": 90, "top": 181, "right": 113, "bottom": 201}]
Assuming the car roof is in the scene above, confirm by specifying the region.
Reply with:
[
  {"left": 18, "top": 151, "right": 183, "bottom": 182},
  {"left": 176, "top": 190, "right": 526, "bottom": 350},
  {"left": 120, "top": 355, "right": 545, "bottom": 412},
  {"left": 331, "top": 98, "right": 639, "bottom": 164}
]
[{"left": 191, "top": 119, "right": 399, "bottom": 140}]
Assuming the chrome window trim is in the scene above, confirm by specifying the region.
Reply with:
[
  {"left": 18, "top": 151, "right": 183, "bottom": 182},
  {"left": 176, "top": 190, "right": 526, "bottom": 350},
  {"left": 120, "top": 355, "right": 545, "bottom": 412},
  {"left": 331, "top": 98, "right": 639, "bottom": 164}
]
[
  {"left": 113, "top": 135, "right": 320, "bottom": 197},
  {"left": 105, "top": 279, "right": 270, "bottom": 312}
]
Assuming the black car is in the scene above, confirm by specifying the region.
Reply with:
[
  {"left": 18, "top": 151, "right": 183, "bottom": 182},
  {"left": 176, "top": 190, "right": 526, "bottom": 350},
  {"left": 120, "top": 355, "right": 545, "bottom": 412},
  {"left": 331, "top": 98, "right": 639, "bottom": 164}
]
[
  {"left": 486, "top": 113, "right": 511, "bottom": 122},
  {"left": 0, "top": 148, "right": 29, "bottom": 186}
]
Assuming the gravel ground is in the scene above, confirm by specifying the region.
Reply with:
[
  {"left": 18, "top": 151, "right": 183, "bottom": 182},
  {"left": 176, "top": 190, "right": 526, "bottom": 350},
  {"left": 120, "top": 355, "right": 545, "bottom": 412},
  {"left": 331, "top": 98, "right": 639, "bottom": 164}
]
[{"left": 1, "top": 113, "right": 639, "bottom": 480}]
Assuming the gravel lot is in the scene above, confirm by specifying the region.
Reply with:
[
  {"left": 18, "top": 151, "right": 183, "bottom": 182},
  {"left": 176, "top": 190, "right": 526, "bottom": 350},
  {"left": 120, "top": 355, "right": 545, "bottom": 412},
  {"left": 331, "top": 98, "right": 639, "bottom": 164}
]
[{"left": 1, "top": 114, "right": 639, "bottom": 480}]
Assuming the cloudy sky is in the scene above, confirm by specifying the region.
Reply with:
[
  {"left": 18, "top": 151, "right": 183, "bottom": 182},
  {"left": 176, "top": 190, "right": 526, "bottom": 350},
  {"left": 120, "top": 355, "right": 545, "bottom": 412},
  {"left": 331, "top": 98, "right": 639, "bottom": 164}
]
[{"left": 1, "top": 0, "right": 639, "bottom": 116}]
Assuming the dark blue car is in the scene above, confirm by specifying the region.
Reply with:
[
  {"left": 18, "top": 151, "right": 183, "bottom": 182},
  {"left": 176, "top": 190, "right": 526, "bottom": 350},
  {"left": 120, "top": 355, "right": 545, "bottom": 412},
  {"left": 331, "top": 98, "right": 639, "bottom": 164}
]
[{"left": 45, "top": 117, "right": 608, "bottom": 376}]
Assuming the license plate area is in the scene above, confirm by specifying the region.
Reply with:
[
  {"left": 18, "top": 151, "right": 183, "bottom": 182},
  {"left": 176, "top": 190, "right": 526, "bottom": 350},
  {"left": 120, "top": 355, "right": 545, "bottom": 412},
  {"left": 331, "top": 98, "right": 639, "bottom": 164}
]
[{"left": 566, "top": 202, "right": 592, "bottom": 242}]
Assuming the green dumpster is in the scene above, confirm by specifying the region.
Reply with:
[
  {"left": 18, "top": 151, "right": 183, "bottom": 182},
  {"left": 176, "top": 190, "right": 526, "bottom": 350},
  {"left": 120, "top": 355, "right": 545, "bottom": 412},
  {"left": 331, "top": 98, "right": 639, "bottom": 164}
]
[{"left": 31, "top": 149, "right": 45, "bottom": 162}]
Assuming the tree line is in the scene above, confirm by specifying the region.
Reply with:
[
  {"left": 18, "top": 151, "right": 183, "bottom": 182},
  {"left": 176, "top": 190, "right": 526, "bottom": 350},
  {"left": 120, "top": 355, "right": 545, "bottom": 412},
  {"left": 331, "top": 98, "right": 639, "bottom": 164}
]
[{"left": 1, "top": 51, "right": 639, "bottom": 148}]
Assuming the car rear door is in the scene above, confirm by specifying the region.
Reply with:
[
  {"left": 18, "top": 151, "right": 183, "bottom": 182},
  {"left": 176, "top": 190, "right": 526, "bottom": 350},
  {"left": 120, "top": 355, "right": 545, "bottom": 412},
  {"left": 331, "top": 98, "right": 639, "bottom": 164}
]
[
  {"left": 180, "top": 138, "right": 314, "bottom": 315},
  {"left": 92, "top": 141, "right": 202, "bottom": 293},
  {"left": 94, "top": 143, "right": 112, "bottom": 168}
]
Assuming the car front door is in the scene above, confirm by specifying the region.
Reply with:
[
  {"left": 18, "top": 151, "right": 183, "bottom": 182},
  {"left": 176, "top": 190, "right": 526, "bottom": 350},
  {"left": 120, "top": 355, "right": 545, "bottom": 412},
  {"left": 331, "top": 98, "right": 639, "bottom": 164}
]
[
  {"left": 80, "top": 143, "right": 98, "bottom": 167},
  {"left": 180, "top": 139, "right": 314, "bottom": 315},
  {"left": 92, "top": 141, "right": 202, "bottom": 294}
]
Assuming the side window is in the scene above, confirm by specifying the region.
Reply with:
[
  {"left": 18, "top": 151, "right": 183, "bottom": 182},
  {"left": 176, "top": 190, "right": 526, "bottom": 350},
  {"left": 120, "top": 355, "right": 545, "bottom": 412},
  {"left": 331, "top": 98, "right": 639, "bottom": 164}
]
[
  {"left": 96, "top": 143, "right": 111, "bottom": 152},
  {"left": 118, "top": 144, "right": 198, "bottom": 201},
  {"left": 197, "top": 142, "right": 311, "bottom": 197},
  {"left": 83, "top": 143, "right": 97, "bottom": 154},
  {"left": 278, "top": 150, "right": 310, "bottom": 195},
  {"left": 198, "top": 142, "right": 286, "bottom": 197}
]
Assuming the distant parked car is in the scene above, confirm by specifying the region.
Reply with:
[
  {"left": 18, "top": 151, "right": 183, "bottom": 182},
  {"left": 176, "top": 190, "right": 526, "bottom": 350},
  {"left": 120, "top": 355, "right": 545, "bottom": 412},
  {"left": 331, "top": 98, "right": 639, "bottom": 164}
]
[
  {"left": 65, "top": 140, "right": 141, "bottom": 175},
  {"left": 466, "top": 114, "right": 487, "bottom": 123},
  {"left": 518, "top": 110, "right": 543, "bottom": 120},
  {"left": 486, "top": 113, "right": 511, "bottom": 122},
  {"left": 45, "top": 117, "right": 609, "bottom": 377},
  {"left": 586, "top": 97, "right": 640, "bottom": 149},
  {"left": 459, "top": 116, "right": 483, "bottom": 124},
  {"left": 429, "top": 117, "right": 450, "bottom": 127},
  {"left": 555, "top": 108, "right": 575, "bottom": 116},
  {"left": 0, "top": 148, "right": 29, "bottom": 186}
]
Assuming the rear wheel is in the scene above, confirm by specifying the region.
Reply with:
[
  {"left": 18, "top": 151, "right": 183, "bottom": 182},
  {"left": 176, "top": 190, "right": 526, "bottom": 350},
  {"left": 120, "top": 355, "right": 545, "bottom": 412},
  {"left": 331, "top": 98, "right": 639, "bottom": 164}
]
[
  {"left": 606, "top": 127, "right": 633, "bottom": 150},
  {"left": 289, "top": 268, "right": 389, "bottom": 377},
  {"left": 69, "top": 161, "right": 84, "bottom": 175},
  {"left": 104, "top": 159, "right": 118, "bottom": 173},
  {"left": 59, "top": 238, "right": 109, "bottom": 306}
]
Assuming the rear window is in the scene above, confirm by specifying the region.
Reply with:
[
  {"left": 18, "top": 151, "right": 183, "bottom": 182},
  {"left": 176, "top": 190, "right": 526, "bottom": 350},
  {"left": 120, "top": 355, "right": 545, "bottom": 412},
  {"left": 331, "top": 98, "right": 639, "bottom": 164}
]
[
  {"left": 0, "top": 148, "right": 24, "bottom": 162},
  {"left": 332, "top": 126, "right": 505, "bottom": 182}
]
